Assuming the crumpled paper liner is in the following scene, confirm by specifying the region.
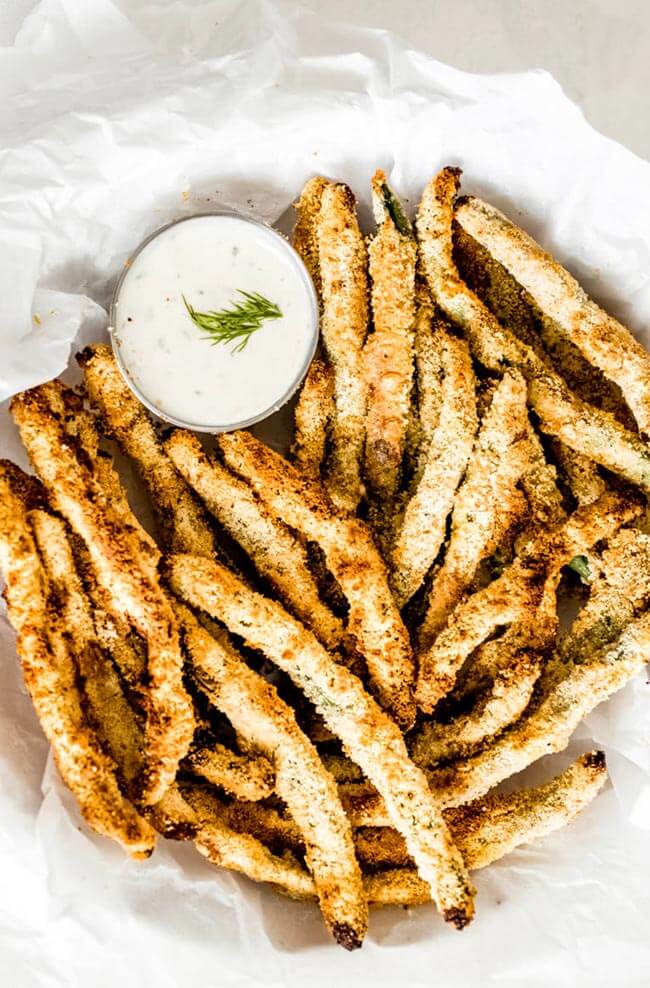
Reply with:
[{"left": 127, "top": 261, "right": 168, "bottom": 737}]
[{"left": 1, "top": 1, "right": 650, "bottom": 984}]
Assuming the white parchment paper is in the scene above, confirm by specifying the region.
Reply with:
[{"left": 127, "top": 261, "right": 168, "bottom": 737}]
[{"left": 2, "top": 2, "right": 650, "bottom": 985}]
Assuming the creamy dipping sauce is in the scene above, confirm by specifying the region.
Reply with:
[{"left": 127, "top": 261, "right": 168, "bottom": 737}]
[{"left": 112, "top": 214, "right": 318, "bottom": 430}]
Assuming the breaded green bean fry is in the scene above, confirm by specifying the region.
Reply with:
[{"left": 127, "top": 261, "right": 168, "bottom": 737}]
[
  {"left": 291, "top": 357, "right": 334, "bottom": 479},
  {"left": 364, "top": 171, "right": 417, "bottom": 521},
  {"left": 11, "top": 385, "right": 195, "bottom": 805},
  {"left": 416, "top": 167, "right": 650, "bottom": 491},
  {"left": 391, "top": 325, "right": 477, "bottom": 607},
  {"left": 175, "top": 602, "right": 368, "bottom": 949},
  {"left": 316, "top": 181, "right": 369, "bottom": 512},
  {"left": 184, "top": 744, "right": 275, "bottom": 801},
  {"left": 167, "top": 552, "right": 475, "bottom": 929},
  {"left": 165, "top": 429, "right": 344, "bottom": 649},
  {"left": 364, "top": 750, "right": 606, "bottom": 899},
  {"left": 79, "top": 344, "right": 216, "bottom": 557},
  {"left": 0, "top": 465, "right": 154, "bottom": 856},
  {"left": 416, "top": 490, "right": 640, "bottom": 712},
  {"left": 217, "top": 430, "right": 416, "bottom": 728},
  {"left": 454, "top": 195, "right": 650, "bottom": 435},
  {"left": 421, "top": 369, "right": 530, "bottom": 640}
]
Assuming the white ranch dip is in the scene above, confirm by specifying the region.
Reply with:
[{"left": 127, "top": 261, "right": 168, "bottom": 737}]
[{"left": 112, "top": 213, "right": 318, "bottom": 430}]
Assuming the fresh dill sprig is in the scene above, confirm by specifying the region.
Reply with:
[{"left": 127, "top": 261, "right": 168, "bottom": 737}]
[{"left": 183, "top": 290, "right": 283, "bottom": 353}]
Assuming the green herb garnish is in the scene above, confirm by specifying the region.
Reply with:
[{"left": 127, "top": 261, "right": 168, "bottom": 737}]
[
  {"left": 183, "top": 290, "right": 282, "bottom": 353},
  {"left": 382, "top": 183, "right": 413, "bottom": 238},
  {"left": 567, "top": 554, "right": 591, "bottom": 584}
]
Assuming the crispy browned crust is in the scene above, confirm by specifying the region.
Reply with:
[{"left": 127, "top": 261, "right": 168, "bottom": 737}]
[
  {"left": 416, "top": 167, "right": 650, "bottom": 491},
  {"left": 320, "top": 753, "right": 364, "bottom": 784},
  {"left": 165, "top": 429, "right": 344, "bottom": 649},
  {"left": 217, "top": 430, "right": 416, "bottom": 728},
  {"left": 416, "top": 575, "right": 530, "bottom": 714},
  {"left": 293, "top": 175, "right": 331, "bottom": 302},
  {"left": 174, "top": 601, "right": 368, "bottom": 947},
  {"left": 420, "top": 369, "right": 530, "bottom": 640},
  {"left": 447, "top": 749, "right": 608, "bottom": 864},
  {"left": 411, "top": 294, "right": 444, "bottom": 477},
  {"left": 452, "top": 219, "right": 634, "bottom": 427},
  {"left": 363, "top": 751, "right": 607, "bottom": 899},
  {"left": 519, "top": 424, "right": 567, "bottom": 535},
  {"left": 10, "top": 386, "right": 194, "bottom": 804},
  {"left": 364, "top": 170, "right": 417, "bottom": 512},
  {"left": 5, "top": 517, "right": 314, "bottom": 928},
  {"left": 167, "top": 552, "right": 475, "bottom": 928},
  {"left": 415, "top": 490, "right": 641, "bottom": 712},
  {"left": 550, "top": 441, "right": 606, "bottom": 507},
  {"left": 72, "top": 544, "right": 147, "bottom": 693},
  {"left": 17, "top": 380, "right": 159, "bottom": 651},
  {"left": 0, "top": 464, "right": 155, "bottom": 857},
  {"left": 454, "top": 195, "right": 650, "bottom": 435},
  {"left": 354, "top": 828, "right": 411, "bottom": 871},
  {"left": 48, "top": 396, "right": 152, "bottom": 695},
  {"left": 223, "top": 799, "right": 304, "bottom": 852},
  {"left": 218, "top": 752, "right": 606, "bottom": 903},
  {"left": 291, "top": 357, "right": 334, "bottom": 479},
  {"left": 184, "top": 744, "right": 275, "bottom": 801},
  {"left": 561, "top": 528, "right": 650, "bottom": 663},
  {"left": 316, "top": 182, "right": 369, "bottom": 512},
  {"left": 29, "top": 509, "right": 147, "bottom": 794},
  {"left": 348, "top": 602, "right": 648, "bottom": 828},
  {"left": 457, "top": 577, "right": 559, "bottom": 699},
  {"left": 452, "top": 218, "right": 547, "bottom": 355},
  {"left": 151, "top": 785, "right": 319, "bottom": 911},
  {"left": 391, "top": 325, "right": 477, "bottom": 607},
  {"left": 0, "top": 458, "right": 48, "bottom": 509},
  {"left": 410, "top": 650, "right": 541, "bottom": 766},
  {"left": 78, "top": 344, "right": 216, "bottom": 557},
  {"left": 69, "top": 626, "right": 146, "bottom": 789},
  {"left": 425, "top": 616, "right": 648, "bottom": 810},
  {"left": 294, "top": 176, "right": 368, "bottom": 511},
  {"left": 36, "top": 379, "right": 158, "bottom": 562}
]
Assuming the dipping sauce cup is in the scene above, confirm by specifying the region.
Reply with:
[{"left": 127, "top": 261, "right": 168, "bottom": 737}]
[{"left": 110, "top": 212, "right": 319, "bottom": 432}]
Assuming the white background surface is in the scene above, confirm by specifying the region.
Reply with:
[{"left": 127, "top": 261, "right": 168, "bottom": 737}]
[{"left": 2, "top": 0, "right": 650, "bottom": 160}]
